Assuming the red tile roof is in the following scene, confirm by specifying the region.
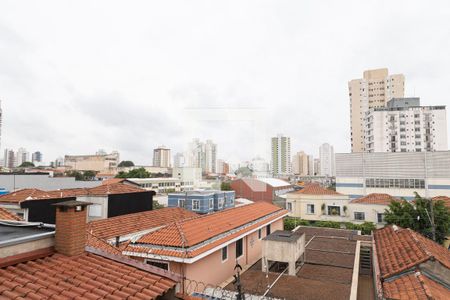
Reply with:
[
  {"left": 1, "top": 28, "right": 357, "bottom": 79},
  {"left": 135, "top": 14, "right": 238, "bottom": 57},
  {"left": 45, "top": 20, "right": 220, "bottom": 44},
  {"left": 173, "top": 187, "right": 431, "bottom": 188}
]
[
  {"left": 0, "top": 183, "right": 147, "bottom": 204},
  {"left": 101, "top": 178, "right": 127, "bottom": 185},
  {"left": 351, "top": 193, "right": 402, "bottom": 205},
  {"left": 87, "top": 207, "right": 198, "bottom": 240},
  {"left": 383, "top": 271, "right": 450, "bottom": 300},
  {"left": 0, "top": 207, "right": 22, "bottom": 221},
  {"left": 125, "top": 203, "right": 288, "bottom": 259},
  {"left": 374, "top": 226, "right": 450, "bottom": 279},
  {"left": 0, "top": 250, "right": 177, "bottom": 299},
  {"left": 432, "top": 196, "right": 450, "bottom": 209},
  {"left": 294, "top": 183, "right": 342, "bottom": 196}
]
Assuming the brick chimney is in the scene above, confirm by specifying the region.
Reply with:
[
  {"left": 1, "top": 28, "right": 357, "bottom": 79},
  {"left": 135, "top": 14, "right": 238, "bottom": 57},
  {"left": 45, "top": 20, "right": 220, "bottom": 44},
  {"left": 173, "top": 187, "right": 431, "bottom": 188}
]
[{"left": 53, "top": 200, "right": 92, "bottom": 256}]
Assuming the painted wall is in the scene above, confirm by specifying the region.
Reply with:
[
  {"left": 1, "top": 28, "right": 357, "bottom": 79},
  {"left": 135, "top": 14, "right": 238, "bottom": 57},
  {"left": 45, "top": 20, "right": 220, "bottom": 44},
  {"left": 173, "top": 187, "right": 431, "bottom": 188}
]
[{"left": 348, "top": 203, "right": 389, "bottom": 228}]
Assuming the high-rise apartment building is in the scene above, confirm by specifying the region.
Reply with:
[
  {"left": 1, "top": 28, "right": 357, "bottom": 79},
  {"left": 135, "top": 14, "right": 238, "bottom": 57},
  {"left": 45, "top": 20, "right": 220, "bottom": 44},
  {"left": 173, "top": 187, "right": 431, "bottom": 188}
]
[
  {"left": 314, "top": 158, "right": 321, "bottom": 176},
  {"left": 349, "top": 68, "right": 405, "bottom": 152},
  {"left": 3, "top": 149, "right": 15, "bottom": 169},
  {"left": 365, "top": 98, "right": 448, "bottom": 152},
  {"left": 271, "top": 134, "right": 291, "bottom": 176},
  {"left": 185, "top": 139, "right": 217, "bottom": 174},
  {"left": 292, "top": 151, "right": 313, "bottom": 176},
  {"left": 32, "top": 151, "right": 43, "bottom": 164},
  {"left": 173, "top": 152, "right": 185, "bottom": 168},
  {"left": 319, "top": 143, "right": 335, "bottom": 176},
  {"left": 16, "top": 148, "right": 30, "bottom": 166},
  {"left": 152, "top": 146, "right": 171, "bottom": 168}
]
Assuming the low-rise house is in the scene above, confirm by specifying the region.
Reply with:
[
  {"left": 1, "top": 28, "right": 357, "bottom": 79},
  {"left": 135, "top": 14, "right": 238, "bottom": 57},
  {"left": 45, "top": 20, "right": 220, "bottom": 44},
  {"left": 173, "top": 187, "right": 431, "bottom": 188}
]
[
  {"left": 285, "top": 183, "right": 350, "bottom": 222},
  {"left": 122, "top": 202, "right": 288, "bottom": 291},
  {"left": 373, "top": 225, "right": 450, "bottom": 299},
  {"left": 0, "top": 183, "right": 154, "bottom": 223},
  {"left": 129, "top": 177, "right": 194, "bottom": 194},
  {"left": 230, "top": 178, "right": 293, "bottom": 206},
  {"left": 167, "top": 190, "right": 235, "bottom": 213},
  {"left": 0, "top": 200, "right": 179, "bottom": 299},
  {"left": 348, "top": 193, "right": 402, "bottom": 227}
]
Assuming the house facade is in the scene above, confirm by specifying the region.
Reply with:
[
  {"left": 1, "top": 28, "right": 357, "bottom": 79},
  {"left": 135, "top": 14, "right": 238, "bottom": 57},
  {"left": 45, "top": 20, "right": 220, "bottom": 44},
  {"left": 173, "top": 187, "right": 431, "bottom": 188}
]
[
  {"left": 348, "top": 193, "right": 401, "bottom": 228},
  {"left": 285, "top": 184, "right": 350, "bottom": 222},
  {"left": 167, "top": 190, "right": 235, "bottom": 213}
]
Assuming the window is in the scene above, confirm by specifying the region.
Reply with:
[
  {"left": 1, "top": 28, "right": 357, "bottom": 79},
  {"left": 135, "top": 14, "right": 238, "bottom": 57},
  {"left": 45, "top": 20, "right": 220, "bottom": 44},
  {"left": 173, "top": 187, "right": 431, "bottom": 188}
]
[
  {"left": 146, "top": 260, "right": 169, "bottom": 270},
  {"left": 236, "top": 239, "right": 243, "bottom": 258},
  {"left": 209, "top": 199, "right": 214, "bottom": 209},
  {"left": 287, "top": 202, "right": 292, "bottom": 212},
  {"left": 258, "top": 229, "right": 262, "bottom": 240},
  {"left": 354, "top": 212, "right": 365, "bottom": 221},
  {"left": 327, "top": 206, "right": 341, "bottom": 216},
  {"left": 266, "top": 224, "right": 271, "bottom": 236},
  {"left": 178, "top": 199, "right": 185, "bottom": 208},
  {"left": 192, "top": 200, "right": 200, "bottom": 210},
  {"left": 221, "top": 246, "right": 228, "bottom": 262},
  {"left": 377, "top": 213, "right": 385, "bottom": 223},
  {"left": 307, "top": 204, "right": 315, "bottom": 214}
]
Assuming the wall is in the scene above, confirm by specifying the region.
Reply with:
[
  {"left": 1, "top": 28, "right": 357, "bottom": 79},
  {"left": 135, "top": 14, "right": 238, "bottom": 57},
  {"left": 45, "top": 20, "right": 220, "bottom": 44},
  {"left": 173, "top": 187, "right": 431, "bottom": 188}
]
[
  {"left": 0, "top": 174, "right": 100, "bottom": 191},
  {"left": 21, "top": 197, "right": 77, "bottom": 224},
  {"left": 348, "top": 203, "right": 388, "bottom": 228},
  {"left": 286, "top": 193, "right": 350, "bottom": 222}
]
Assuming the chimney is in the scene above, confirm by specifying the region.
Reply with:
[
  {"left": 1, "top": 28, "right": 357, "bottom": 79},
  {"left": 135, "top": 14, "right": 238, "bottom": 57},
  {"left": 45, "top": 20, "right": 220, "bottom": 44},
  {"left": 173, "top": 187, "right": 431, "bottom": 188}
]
[{"left": 53, "top": 200, "right": 92, "bottom": 256}]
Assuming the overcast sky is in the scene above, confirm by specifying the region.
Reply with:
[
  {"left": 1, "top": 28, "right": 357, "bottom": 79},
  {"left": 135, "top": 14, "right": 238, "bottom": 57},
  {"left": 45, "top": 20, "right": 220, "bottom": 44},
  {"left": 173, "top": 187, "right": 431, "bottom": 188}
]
[{"left": 1, "top": 0, "right": 449, "bottom": 165}]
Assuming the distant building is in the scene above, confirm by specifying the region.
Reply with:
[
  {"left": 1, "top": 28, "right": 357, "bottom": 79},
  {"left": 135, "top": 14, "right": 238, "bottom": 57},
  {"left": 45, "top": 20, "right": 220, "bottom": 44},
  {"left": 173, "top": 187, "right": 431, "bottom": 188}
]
[
  {"left": 31, "top": 151, "right": 43, "bottom": 165},
  {"left": 271, "top": 134, "right": 291, "bottom": 176},
  {"left": 185, "top": 139, "right": 217, "bottom": 173},
  {"left": 364, "top": 97, "right": 447, "bottom": 152},
  {"left": 0, "top": 100, "right": 2, "bottom": 151},
  {"left": 313, "top": 158, "right": 321, "bottom": 176},
  {"left": 349, "top": 68, "right": 405, "bottom": 152},
  {"left": 230, "top": 178, "right": 294, "bottom": 207},
  {"left": 292, "top": 151, "right": 311, "bottom": 176},
  {"left": 168, "top": 190, "right": 235, "bottom": 213},
  {"left": 172, "top": 166, "right": 202, "bottom": 188},
  {"left": 250, "top": 156, "right": 270, "bottom": 178},
  {"left": 173, "top": 152, "right": 185, "bottom": 168},
  {"left": 64, "top": 151, "right": 119, "bottom": 173},
  {"left": 16, "top": 148, "right": 30, "bottom": 166},
  {"left": 3, "top": 149, "right": 15, "bottom": 168},
  {"left": 153, "top": 145, "right": 171, "bottom": 167},
  {"left": 336, "top": 151, "right": 450, "bottom": 199},
  {"left": 319, "top": 143, "right": 335, "bottom": 176},
  {"left": 216, "top": 159, "right": 230, "bottom": 175},
  {"left": 128, "top": 177, "right": 194, "bottom": 194}
]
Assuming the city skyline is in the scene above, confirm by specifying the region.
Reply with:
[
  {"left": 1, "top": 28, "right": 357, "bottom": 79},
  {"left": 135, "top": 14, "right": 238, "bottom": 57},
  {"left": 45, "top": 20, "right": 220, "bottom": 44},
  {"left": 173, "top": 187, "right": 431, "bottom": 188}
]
[{"left": 1, "top": 1, "right": 450, "bottom": 165}]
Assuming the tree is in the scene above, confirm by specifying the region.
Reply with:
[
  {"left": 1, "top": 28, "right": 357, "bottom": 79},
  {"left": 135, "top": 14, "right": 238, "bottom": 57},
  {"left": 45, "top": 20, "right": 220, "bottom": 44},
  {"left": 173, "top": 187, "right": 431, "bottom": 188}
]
[
  {"left": 118, "top": 161, "right": 134, "bottom": 167},
  {"left": 385, "top": 193, "right": 450, "bottom": 244},
  {"left": 221, "top": 181, "right": 232, "bottom": 191},
  {"left": 115, "top": 167, "right": 150, "bottom": 178},
  {"left": 83, "top": 170, "right": 97, "bottom": 180},
  {"left": 19, "top": 161, "right": 35, "bottom": 168}
]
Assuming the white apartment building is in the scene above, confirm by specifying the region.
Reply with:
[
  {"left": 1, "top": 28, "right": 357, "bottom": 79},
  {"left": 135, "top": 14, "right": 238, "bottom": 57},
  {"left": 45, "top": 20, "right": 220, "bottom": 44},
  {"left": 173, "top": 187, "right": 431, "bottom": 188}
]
[
  {"left": 365, "top": 98, "right": 447, "bottom": 153},
  {"left": 336, "top": 151, "right": 450, "bottom": 200},
  {"left": 349, "top": 68, "right": 405, "bottom": 152},
  {"left": 319, "top": 143, "right": 335, "bottom": 176},
  {"left": 173, "top": 152, "right": 185, "bottom": 168},
  {"left": 153, "top": 146, "right": 171, "bottom": 168},
  {"left": 172, "top": 167, "right": 202, "bottom": 188},
  {"left": 16, "top": 148, "right": 29, "bottom": 166},
  {"left": 185, "top": 139, "right": 217, "bottom": 174},
  {"left": 271, "top": 134, "right": 291, "bottom": 176},
  {"left": 128, "top": 177, "right": 194, "bottom": 194}
]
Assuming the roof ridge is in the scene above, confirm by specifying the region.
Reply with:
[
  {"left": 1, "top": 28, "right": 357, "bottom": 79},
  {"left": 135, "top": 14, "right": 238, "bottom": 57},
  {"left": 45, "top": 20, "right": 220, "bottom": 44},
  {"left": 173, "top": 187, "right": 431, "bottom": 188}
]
[
  {"left": 407, "top": 228, "right": 434, "bottom": 259},
  {"left": 416, "top": 272, "right": 434, "bottom": 299}
]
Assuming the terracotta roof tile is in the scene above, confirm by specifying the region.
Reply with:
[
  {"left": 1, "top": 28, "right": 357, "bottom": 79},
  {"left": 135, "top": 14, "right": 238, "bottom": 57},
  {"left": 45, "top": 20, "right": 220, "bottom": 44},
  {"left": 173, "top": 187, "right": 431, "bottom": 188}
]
[
  {"left": 432, "top": 196, "right": 450, "bottom": 209},
  {"left": 294, "top": 183, "right": 343, "bottom": 195},
  {"left": 0, "top": 252, "right": 176, "bottom": 300},
  {"left": 87, "top": 207, "right": 198, "bottom": 240},
  {"left": 0, "top": 189, "right": 59, "bottom": 203},
  {"left": 0, "top": 207, "right": 22, "bottom": 221},
  {"left": 374, "top": 226, "right": 450, "bottom": 279},
  {"left": 124, "top": 203, "right": 288, "bottom": 259},
  {"left": 383, "top": 272, "right": 450, "bottom": 300},
  {"left": 351, "top": 193, "right": 402, "bottom": 205}
]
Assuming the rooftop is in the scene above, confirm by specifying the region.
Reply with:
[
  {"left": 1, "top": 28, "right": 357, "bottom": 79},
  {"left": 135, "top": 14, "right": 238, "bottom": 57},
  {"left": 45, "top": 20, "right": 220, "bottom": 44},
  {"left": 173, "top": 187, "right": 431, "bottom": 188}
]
[
  {"left": 0, "top": 222, "right": 54, "bottom": 245},
  {"left": 224, "top": 226, "right": 359, "bottom": 300},
  {"left": 263, "top": 230, "right": 301, "bottom": 243},
  {"left": 256, "top": 178, "right": 292, "bottom": 187},
  {"left": 0, "top": 207, "right": 22, "bottom": 221},
  {"left": 87, "top": 207, "right": 198, "bottom": 240},
  {"left": 294, "top": 183, "right": 343, "bottom": 196},
  {"left": 125, "top": 202, "right": 288, "bottom": 259},
  {"left": 432, "top": 196, "right": 450, "bottom": 209},
  {"left": 351, "top": 193, "right": 401, "bottom": 205}
]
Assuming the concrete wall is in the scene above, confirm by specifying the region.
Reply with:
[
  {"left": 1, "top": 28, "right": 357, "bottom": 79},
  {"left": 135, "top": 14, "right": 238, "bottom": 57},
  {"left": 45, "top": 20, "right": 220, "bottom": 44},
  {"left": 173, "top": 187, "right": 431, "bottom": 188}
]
[
  {"left": 348, "top": 203, "right": 388, "bottom": 228},
  {"left": 0, "top": 236, "right": 54, "bottom": 258},
  {"left": 0, "top": 174, "right": 100, "bottom": 191}
]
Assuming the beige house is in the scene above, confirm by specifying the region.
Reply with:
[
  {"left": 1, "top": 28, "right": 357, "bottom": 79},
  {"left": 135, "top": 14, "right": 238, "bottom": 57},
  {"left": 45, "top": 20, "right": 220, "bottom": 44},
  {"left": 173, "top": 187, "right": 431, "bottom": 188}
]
[
  {"left": 348, "top": 193, "right": 401, "bottom": 228},
  {"left": 285, "top": 184, "right": 350, "bottom": 222}
]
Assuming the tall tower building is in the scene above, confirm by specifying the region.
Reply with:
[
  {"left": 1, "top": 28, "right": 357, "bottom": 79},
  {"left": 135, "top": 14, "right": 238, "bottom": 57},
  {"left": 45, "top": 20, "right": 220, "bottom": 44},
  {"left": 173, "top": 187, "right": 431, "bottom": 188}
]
[
  {"left": 173, "top": 152, "right": 185, "bottom": 168},
  {"left": 204, "top": 140, "right": 217, "bottom": 173},
  {"left": 152, "top": 146, "right": 171, "bottom": 168},
  {"left": 271, "top": 134, "right": 291, "bottom": 176},
  {"left": 32, "top": 151, "right": 43, "bottom": 164},
  {"left": 3, "top": 149, "right": 15, "bottom": 169},
  {"left": 292, "top": 151, "right": 311, "bottom": 176},
  {"left": 349, "top": 68, "right": 405, "bottom": 152},
  {"left": 319, "top": 143, "right": 335, "bottom": 176},
  {"left": 16, "top": 148, "right": 29, "bottom": 166},
  {"left": 184, "top": 139, "right": 218, "bottom": 174}
]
